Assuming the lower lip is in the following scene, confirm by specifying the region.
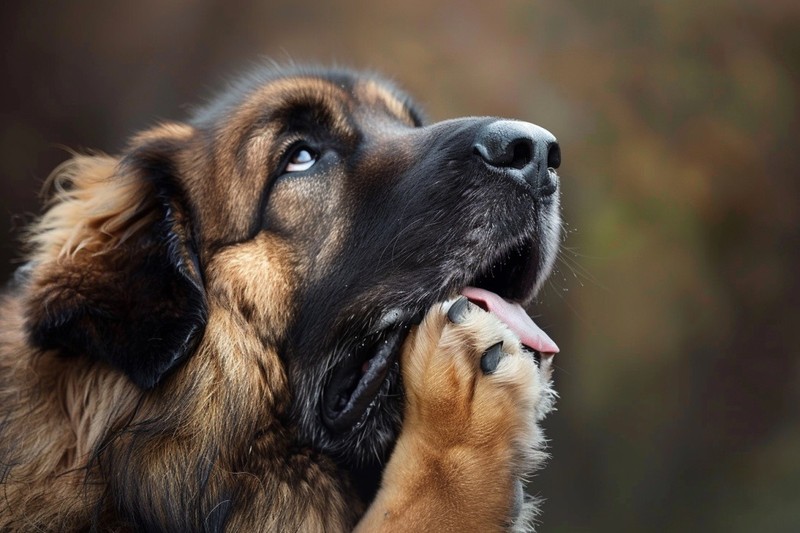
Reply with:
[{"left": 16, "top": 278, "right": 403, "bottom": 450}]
[{"left": 322, "top": 324, "right": 408, "bottom": 433}]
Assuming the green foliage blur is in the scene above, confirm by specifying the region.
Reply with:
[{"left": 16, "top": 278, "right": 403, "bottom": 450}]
[{"left": 1, "top": 1, "right": 797, "bottom": 530}]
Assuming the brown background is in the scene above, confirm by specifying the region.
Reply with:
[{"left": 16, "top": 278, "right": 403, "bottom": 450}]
[{"left": 1, "top": 1, "right": 798, "bottom": 530}]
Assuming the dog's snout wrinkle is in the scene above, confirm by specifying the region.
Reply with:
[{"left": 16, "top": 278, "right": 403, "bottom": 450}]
[{"left": 473, "top": 120, "right": 560, "bottom": 197}]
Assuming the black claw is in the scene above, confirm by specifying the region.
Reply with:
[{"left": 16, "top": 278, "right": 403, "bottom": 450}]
[
  {"left": 480, "top": 342, "right": 503, "bottom": 374},
  {"left": 447, "top": 296, "right": 471, "bottom": 324}
]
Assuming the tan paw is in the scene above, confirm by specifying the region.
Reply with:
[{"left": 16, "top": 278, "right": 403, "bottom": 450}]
[
  {"left": 401, "top": 295, "right": 553, "bottom": 477},
  {"left": 359, "top": 298, "right": 557, "bottom": 532}
]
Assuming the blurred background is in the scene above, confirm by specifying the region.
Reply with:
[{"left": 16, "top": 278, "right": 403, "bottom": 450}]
[{"left": 1, "top": 1, "right": 797, "bottom": 530}]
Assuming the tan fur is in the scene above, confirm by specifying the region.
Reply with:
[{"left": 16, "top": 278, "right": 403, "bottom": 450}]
[
  {"left": 358, "top": 80, "right": 418, "bottom": 126},
  {"left": 29, "top": 154, "right": 147, "bottom": 261},
  {"left": 0, "top": 295, "right": 139, "bottom": 529}
]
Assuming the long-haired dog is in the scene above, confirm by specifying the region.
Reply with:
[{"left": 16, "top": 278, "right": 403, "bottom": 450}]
[{"left": 0, "top": 65, "right": 561, "bottom": 531}]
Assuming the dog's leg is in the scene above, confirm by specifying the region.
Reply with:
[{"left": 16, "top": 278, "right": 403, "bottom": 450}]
[{"left": 355, "top": 297, "right": 551, "bottom": 532}]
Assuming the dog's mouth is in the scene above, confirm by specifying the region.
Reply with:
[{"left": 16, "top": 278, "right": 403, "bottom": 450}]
[
  {"left": 322, "top": 309, "right": 417, "bottom": 434},
  {"left": 322, "top": 236, "right": 558, "bottom": 434}
]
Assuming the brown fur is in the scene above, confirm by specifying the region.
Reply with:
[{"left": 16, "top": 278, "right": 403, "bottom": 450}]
[{"left": 0, "top": 66, "right": 558, "bottom": 531}]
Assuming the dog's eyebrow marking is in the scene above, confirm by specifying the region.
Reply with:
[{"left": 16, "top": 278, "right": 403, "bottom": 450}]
[
  {"left": 251, "top": 78, "right": 357, "bottom": 141},
  {"left": 358, "top": 80, "right": 419, "bottom": 127}
]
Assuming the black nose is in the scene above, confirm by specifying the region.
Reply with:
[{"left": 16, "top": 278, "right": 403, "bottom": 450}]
[{"left": 473, "top": 120, "right": 560, "bottom": 196}]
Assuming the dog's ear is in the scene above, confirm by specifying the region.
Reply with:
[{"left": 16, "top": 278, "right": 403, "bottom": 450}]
[{"left": 24, "top": 124, "right": 207, "bottom": 389}]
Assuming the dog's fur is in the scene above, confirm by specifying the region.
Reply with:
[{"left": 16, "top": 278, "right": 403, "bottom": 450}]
[{"left": 0, "top": 65, "right": 560, "bottom": 531}]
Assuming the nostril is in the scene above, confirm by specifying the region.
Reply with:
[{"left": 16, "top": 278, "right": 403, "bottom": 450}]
[
  {"left": 473, "top": 137, "right": 533, "bottom": 170},
  {"left": 547, "top": 142, "right": 561, "bottom": 170},
  {"left": 509, "top": 139, "right": 533, "bottom": 170}
]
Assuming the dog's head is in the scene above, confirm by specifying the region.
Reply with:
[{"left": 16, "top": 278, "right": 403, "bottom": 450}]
[{"left": 23, "top": 66, "right": 561, "bottom": 467}]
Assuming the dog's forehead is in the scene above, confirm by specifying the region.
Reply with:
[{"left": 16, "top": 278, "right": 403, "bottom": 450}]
[{"left": 193, "top": 67, "right": 422, "bottom": 130}]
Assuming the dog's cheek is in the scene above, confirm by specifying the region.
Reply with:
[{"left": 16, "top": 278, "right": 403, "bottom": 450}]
[
  {"left": 204, "top": 234, "right": 300, "bottom": 340},
  {"left": 264, "top": 175, "right": 354, "bottom": 275}
]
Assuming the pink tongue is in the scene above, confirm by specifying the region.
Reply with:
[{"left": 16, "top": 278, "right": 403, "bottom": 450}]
[{"left": 461, "top": 286, "right": 559, "bottom": 355}]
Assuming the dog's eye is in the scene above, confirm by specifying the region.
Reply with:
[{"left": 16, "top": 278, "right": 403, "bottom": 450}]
[{"left": 285, "top": 146, "right": 318, "bottom": 172}]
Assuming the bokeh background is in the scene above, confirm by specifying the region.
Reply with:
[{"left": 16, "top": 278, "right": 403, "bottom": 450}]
[{"left": 1, "top": 1, "right": 797, "bottom": 530}]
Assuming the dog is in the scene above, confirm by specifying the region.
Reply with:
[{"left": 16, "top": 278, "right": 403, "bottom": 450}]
[{"left": 0, "top": 65, "right": 561, "bottom": 531}]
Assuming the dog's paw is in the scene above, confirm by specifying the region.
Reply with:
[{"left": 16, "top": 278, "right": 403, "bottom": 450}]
[
  {"left": 402, "top": 296, "right": 549, "bottom": 457},
  {"left": 399, "top": 297, "right": 555, "bottom": 529}
]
